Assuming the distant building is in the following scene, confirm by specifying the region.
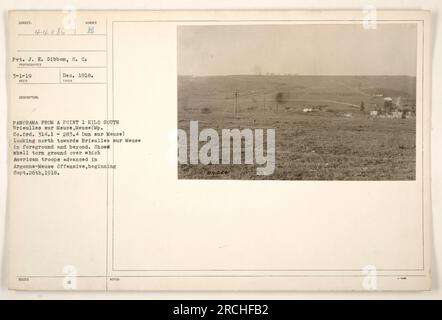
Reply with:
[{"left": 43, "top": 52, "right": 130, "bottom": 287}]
[
  {"left": 384, "top": 97, "right": 393, "bottom": 113},
  {"left": 390, "top": 111, "right": 403, "bottom": 119},
  {"left": 405, "top": 111, "right": 415, "bottom": 119}
]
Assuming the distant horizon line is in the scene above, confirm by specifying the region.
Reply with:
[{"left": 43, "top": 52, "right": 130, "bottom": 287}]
[{"left": 178, "top": 74, "right": 417, "bottom": 77}]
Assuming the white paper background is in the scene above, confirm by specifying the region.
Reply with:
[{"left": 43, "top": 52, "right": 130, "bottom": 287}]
[{"left": 0, "top": 0, "right": 441, "bottom": 299}]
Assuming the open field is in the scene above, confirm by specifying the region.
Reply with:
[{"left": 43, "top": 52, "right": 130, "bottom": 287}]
[{"left": 178, "top": 75, "right": 416, "bottom": 180}]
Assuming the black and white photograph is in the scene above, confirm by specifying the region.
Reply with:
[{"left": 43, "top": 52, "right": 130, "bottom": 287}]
[{"left": 177, "top": 24, "right": 418, "bottom": 180}]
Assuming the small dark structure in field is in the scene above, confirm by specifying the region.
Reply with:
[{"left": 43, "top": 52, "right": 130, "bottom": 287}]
[
  {"left": 275, "top": 92, "right": 290, "bottom": 112},
  {"left": 200, "top": 107, "right": 211, "bottom": 114}
]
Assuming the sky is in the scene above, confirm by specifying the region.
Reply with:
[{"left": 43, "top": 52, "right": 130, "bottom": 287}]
[{"left": 177, "top": 23, "right": 417, "bottom": 76}]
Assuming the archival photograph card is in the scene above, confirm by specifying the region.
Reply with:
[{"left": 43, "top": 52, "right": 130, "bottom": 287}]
[{"left": 7, "top": 10, "right": 432, "bottom": 291}]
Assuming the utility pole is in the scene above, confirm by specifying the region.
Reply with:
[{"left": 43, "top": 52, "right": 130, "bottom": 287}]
[{"left": 233, "top": 89, "right": 239, "bottom": 117}]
